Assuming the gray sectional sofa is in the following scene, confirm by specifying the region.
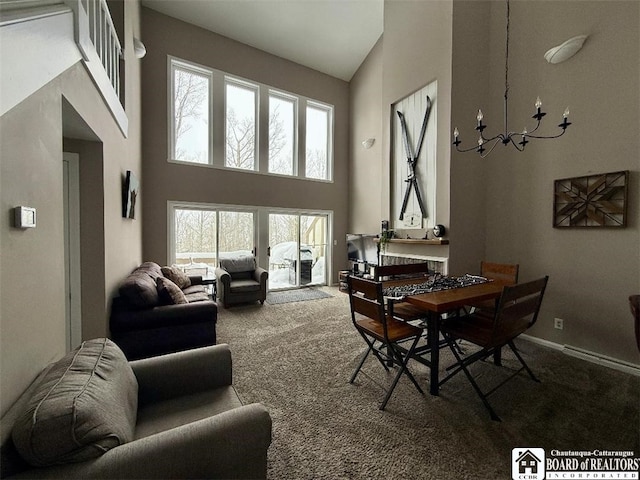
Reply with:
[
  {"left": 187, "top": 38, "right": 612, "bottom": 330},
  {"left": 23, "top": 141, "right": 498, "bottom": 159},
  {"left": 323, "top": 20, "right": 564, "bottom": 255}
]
[{"left": 0, "top": 339, "right": 272, "bottom": 479}]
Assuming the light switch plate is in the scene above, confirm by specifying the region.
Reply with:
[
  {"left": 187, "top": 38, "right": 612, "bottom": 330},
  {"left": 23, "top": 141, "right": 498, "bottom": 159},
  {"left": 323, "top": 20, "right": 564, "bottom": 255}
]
[{"left": 14, "top": 206, "right": 36, "bottom": 228}]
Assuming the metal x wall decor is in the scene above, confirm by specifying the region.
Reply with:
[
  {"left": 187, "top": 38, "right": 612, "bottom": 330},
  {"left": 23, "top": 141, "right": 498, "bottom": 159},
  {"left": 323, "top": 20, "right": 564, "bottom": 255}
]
[{"left": 397, "top": 96, "right": 432, "bottom": 221}]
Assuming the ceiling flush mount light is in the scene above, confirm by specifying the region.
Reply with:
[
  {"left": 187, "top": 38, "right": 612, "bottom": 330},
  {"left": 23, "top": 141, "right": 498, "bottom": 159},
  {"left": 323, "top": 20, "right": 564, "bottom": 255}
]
[
  {"left": 453, "top": 0, "right": 572, "bottom": 158},
  {"left": 544, "top": 35, "right": 588, "bottom": 64},
  {"left": 362, "top": 138, "right": 375, "bottom": 149}
]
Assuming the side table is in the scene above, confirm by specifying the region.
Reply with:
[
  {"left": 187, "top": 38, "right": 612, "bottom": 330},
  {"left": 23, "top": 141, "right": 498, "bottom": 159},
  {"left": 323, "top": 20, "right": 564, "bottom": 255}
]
[{"left": 201, "top": 277, "right": 217, "bottom": 301}]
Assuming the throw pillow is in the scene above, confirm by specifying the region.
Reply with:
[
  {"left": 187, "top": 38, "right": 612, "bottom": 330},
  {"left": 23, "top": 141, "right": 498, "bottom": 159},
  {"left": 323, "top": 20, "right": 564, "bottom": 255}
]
[
  {"left": 119, "top": 272, "right": 159, "bottom": 308},
  {"left": 156, "top": 276, "right": 188, "bottom": 304},
  {"left": 161, "top": 266, "right": 191, "bottom": 289},
  {"left": 12, "top": 338, "right": 138, "bottom": 466}
]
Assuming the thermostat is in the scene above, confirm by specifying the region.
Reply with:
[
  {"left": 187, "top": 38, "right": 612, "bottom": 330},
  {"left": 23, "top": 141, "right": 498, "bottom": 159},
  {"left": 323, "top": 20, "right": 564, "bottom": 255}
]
[{"left": 14, "top": 206, "right": 36, "bottom": 228}]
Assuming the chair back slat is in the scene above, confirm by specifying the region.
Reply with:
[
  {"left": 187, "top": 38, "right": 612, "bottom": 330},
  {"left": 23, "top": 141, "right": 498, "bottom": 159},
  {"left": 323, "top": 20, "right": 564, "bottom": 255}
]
[
  {"left": 350, "top": 275, "right": 380, "bottom": 300},
  {"left": 492, "top": 276, "right": 548, "bottom": 343},
  {"left": 481, "top": 261, "right": 519, "bottom": 285},
  {"left": 347, "top": 276, "right": 387, "bottom": 333},
  {"left": 350, "top": 293, "right": 384, "bottom": 322},
  {"left": 374, "top": 262, "right": 431, "bottom": 281}
]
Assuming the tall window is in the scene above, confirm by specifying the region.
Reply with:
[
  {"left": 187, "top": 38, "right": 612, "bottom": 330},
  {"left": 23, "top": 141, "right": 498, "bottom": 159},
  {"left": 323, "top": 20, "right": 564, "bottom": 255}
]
[
  {"left": 170, "top": 61, "right": 211, "bottom": 164},
  {"left": 168, "top": 57, "right": 333, "bottom": 181},
  {"left": 305, "top": 102, "right": 332, "bottom": 180},
  {"left": 225, "top": 80, "right": 257, "bottom": 170},
  {"left": 269, "top": 92, "right": 296, "bottom": 175}
]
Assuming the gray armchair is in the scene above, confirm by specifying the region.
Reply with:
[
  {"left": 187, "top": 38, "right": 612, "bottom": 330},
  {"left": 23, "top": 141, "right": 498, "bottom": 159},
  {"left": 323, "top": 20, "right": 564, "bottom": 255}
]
[
  {"left": 216, "top": 255, "right": 268, "bottom": 308},
  {"left": 1, "top": 342, "right": 272, "bottom": 479}
]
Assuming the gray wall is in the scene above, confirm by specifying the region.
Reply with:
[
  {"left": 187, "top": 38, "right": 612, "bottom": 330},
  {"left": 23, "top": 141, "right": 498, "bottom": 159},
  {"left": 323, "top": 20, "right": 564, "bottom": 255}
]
[
  {"left": 349, "top": 36, "right": 384, "bottom": 234},
  {"left": 140, "top": 8, "right": 350, "bottom": 281},
  {"left": 481, "top": 0, "right": 639, "bottom": 364},
  {"left": 0, "top": 1, "right": 143, "bottom": 415},
  {"left": 349, "top": 0, "right": 639, "bottom": 365}
]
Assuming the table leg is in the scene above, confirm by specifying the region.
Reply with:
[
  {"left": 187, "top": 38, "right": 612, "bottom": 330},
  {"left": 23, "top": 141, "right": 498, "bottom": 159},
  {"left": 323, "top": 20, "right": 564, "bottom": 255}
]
[
  {"left": 493, "top": 347, "right": 502, "bottom": 366},
  {"left": 428, "top": 312, "right": 440, "bottom": 395}
]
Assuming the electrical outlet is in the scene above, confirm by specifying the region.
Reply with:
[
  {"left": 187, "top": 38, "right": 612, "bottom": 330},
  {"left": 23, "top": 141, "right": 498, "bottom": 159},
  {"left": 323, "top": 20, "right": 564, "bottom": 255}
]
[{"left": 554, "top": 318, "right": 564, "bottom": 330}]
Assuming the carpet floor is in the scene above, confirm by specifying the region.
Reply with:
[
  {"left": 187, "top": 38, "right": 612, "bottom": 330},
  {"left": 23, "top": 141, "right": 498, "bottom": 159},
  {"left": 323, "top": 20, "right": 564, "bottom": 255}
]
[
  {"left": 216, "top": 287, "right": 640, "bottom": 479},
  {"left": 266, "top": 287, "right": 333, "bottom": 305}
]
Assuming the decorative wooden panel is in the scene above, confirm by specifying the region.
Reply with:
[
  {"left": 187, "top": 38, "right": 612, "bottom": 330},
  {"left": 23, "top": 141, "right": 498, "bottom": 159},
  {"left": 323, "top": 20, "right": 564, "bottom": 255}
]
[
  {"left": 553, "top": 170, "right": 629, "bottom": 228},
  {"left": 391, "top": 81, "right": 437, "bottom": 229}
]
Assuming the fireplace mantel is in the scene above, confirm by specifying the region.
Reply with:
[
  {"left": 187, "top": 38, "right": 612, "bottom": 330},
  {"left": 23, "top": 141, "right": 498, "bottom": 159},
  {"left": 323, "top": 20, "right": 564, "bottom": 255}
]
[{"left": 375, "top": 238, "right": 449, "bottom": 246}]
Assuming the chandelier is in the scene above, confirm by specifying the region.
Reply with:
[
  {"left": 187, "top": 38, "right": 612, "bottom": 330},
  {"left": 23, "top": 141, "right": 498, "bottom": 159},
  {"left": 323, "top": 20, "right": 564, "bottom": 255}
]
[{"left": 452, "top": 0, "right": 571, "bottom": 157}]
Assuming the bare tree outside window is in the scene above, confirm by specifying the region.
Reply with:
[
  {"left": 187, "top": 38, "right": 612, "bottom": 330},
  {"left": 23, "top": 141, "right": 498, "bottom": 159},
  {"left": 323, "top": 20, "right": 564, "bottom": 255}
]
[
  {"left": 218, "top": 211, "right": 254, "bottom": 255},
  {"left": 269, "top": 95, "right": 294, "bottom": 175},
  {"left": 305, "top": 149, "right": 327, "bottom": 180},
  {"left": 305, "top": 104, "right": 330, "bottom": 180},
  {"left": 174, "top": 209, "right": 216, "bottom": 265},
  {"left": 226, "top": 83, "right": 256, "bottom": 170},
  {"left": 173, "top": 66, "right": 209, "bottom": 164}
]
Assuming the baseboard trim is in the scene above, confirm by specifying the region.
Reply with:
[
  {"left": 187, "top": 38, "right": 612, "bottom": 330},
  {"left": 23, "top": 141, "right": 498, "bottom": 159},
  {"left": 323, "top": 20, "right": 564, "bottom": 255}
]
[{"left": 520, "top": 334, "right": 640, "bottom": 377}]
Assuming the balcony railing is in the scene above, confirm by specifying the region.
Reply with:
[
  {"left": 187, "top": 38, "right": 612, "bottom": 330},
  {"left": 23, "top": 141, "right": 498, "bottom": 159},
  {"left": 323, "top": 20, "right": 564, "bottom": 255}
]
[
  {"left": 64, "top": 0, "right": 127, "bottom": 135},
  {"left": 85, "top": 0, "right": 121, "bottom": 97}
]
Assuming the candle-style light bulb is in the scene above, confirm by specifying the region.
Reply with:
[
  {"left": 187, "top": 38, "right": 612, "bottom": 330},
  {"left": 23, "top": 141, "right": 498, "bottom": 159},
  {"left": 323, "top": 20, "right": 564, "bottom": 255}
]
[
  {"left": 454, "top": 127, "right": 459, "bottom": 138},
  {"left": 559, "top": 106, "right": 572, "bottom": 130},
  {"left": 477, "top": 109, "right": 484, "bottom": 122},
  {"left": 519, "top": 127, "right": 529, "bottom": 147},
  {"left": 478, "top": 137, "right": 484, "bottom": 146},
  {"left": 532, "top": 96, "right": 546, "bottom": 121}
]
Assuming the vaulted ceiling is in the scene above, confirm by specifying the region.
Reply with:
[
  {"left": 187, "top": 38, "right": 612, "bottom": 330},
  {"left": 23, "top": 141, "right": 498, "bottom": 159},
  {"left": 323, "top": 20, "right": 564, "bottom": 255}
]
[{"left": 141, "top": 0, "right": 384, "bottom": 81}]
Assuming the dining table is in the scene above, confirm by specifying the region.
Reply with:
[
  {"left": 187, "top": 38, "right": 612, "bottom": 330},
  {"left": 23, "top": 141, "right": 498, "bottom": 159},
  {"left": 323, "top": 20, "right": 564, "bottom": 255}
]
[{"left": 385, "top": 278, "right": 506, "bottom": 395}]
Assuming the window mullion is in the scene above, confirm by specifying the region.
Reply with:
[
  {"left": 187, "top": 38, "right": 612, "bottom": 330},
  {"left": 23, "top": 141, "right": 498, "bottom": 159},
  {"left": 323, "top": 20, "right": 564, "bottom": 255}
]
[
  {"left": 298, "top": 101, "right": 307, "bottom": 179},
  {"left": 212, "top": 73, "right": 225, "bottom": 168},
  {"left": 258, "top": 86, "right": 269, "bottom": 174}
]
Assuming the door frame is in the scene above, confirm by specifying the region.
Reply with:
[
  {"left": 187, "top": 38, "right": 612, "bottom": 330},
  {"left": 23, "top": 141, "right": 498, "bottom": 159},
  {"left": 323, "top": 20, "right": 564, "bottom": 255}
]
[
  {"left": 267, "top": 208, "right": 332, "bottom": 291},
  {"left": 167, "top": 202, "right": 333, "bottom": 292},
  {"left": 63, "top": 152, "right": 82, "bottom": 350}
]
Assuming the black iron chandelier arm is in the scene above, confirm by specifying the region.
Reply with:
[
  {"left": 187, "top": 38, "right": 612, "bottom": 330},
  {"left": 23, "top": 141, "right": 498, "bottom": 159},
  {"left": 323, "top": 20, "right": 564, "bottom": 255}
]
[
  {"left": 524, "top": 127, "right": 568, "bottom": 140},
  {"left": 451, "top": 0, "right": 572, "bottom": 157},
  {"left": 479, "top": 131, "right": 505, "bottom": 143}
]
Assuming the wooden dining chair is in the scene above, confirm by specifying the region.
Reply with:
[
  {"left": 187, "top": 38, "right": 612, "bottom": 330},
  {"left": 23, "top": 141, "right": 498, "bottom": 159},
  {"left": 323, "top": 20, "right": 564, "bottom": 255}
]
[
  {"left": 630, "top": 295, "right": 640, "bottom": 352},
  {"left": 439, "top": 276, "right": 549, "bottom": 421},
  {"left": 347, "top": 275, "right": 424, "bottom": 410},
  {"left": 466, "top": 261, "right": 520, "bottom": 315},
  {"left": 480, "top": 261, "right": 520, "bottom": 284},
  {"left": 374, "top": 262, "right": 432, "bottom": 322}
]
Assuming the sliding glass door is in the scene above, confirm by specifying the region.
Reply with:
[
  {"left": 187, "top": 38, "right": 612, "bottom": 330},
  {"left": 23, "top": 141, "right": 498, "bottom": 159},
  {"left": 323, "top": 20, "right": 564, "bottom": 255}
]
[
  {"left": 219, "top": 210, "right": 255, "bottom": 259},
  {"left": 172, "top": 206, "right": 255, "bottom": 277},
  {"left": 171, "top": 203, "right": 330, "bottom": 291},
  {"left": 268, "top": 212, "right": 327, "bottom": 290}
]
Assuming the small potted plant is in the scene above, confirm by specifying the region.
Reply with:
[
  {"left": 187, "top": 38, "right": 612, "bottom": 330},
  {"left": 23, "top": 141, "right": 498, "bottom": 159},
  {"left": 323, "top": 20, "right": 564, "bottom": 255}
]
[{"left": 378, "top": 223, "right": 394, "bottom": 253}]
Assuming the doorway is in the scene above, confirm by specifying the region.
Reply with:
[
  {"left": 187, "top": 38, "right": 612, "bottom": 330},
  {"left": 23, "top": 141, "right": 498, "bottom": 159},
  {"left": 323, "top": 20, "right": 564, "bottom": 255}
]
[
  {"left": 169, "top": 203, "right": 331, "bottom": 291},
  {"left": 268, "top": 212, "right": 328, "bottom": 290}
]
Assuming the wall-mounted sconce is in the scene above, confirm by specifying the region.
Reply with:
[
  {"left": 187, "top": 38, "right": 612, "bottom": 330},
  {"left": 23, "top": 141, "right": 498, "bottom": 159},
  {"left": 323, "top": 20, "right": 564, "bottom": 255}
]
[
  {"left": 133, "top": 38, "right": 147, "bottom": 59},
  {"left": 361, "top": 138, "right": 375, "bottom": 149},
  {"left": 544, "top": 35, "right": 588, "bottom": 64}
]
